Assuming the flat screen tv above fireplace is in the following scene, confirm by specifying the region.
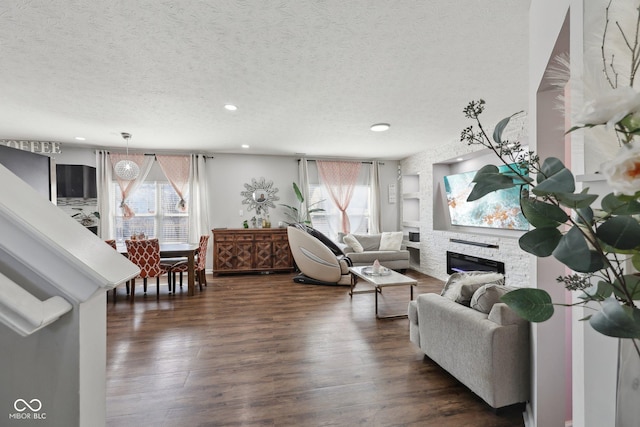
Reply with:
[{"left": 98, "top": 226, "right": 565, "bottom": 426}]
[{"left": 443, "top": 163, "right": 528, "bottom": 231}]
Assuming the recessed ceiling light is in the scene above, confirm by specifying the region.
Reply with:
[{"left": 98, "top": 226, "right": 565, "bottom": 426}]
[
  {"left": 370, "top": 123, "right": 390, "bottom": 132},
  {"left": 224, "top": 104, "right": 238, "bottom": 111},
  {"left": 456, "top": 157, "right": 464, "bottom": 161},
  {"left": 75, "top": 136, "right": 86, "bottom": 141},
  {"left": 241, "top": 144, "right": 249, "bottom": 149}
]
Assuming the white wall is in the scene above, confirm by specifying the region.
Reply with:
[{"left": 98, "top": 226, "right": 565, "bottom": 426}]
[
  {"left": 530, "top": 2, "right": 620, "bottom": 427},
  {"left": 46, "top": 147, "right": 400, "bottom": 248},
  {"left": 529, "top": 3, "right": 574, "bottom": 426}
]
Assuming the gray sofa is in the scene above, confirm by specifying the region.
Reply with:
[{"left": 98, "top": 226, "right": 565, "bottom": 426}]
[
  {"left": 339, "top": 233, "right": 410, "bottom": 270},
  {"left": 408, "top": 285, "right": 530, "bottom": 409}
]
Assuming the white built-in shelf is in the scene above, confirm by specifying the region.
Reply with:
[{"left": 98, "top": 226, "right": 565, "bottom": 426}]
[
  {"left": 401, "top": 173, "right": 421, "bottom": 266},
  {"left": 401, "top": 174, "right": 420, "bottom": 194},
  {"left": 402, "top": 220, "right": 420, "bottom": 228},
  {"left": 403, "top": 240, "right": 420, "bottom": 249},
  {"left": 576, "top": 173, "right": 605, "bottom": 183}
]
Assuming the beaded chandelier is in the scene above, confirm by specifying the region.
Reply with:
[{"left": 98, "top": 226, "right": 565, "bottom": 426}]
[{"left": 113, "top": 132, "right": 139, "bottom": 180}]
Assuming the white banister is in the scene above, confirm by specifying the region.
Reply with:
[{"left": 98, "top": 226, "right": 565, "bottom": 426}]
[{"left": 0, "top": 271, "right": 72, "bottom": 337}]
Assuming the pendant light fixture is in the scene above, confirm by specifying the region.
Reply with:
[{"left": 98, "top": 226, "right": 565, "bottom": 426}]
[{"left": 114, "top": 132, "right": 140, "bottom": 180}]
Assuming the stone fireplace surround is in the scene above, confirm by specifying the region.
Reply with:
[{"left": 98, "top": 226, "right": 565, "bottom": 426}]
[{"left": 400, "top": 143, "right": 531, "bottom": 287}]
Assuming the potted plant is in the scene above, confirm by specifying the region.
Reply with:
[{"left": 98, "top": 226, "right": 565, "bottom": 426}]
[{"left": 280, "top": 182, "right": 324, "bottom": 225}]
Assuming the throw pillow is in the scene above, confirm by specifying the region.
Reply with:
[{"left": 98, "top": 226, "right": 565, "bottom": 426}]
[
  {"left": 352, "top": 234, "right": 381, "bottom": 251},
  {"left": 457, "top": 282, "right": 490, "bottom": 306},
  {"left": 343, "top": 234, "right": 364, "bottom": 253},
  {"left": 379, "top": 231, "right": 403, "bottom": 251},
  {"left": 441, "top": 271, "right": 505, "bottom": 306},
  {"left": 471, "top": 283, "right": 516, "bottom": 314}
]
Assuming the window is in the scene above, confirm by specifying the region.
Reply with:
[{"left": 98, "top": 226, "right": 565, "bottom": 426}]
[
  {"left": 113, "top": 182, "right": 188, "bottom": 243},
  {"left": 308, "top": 183, "right": 370, "bottom": 240}
]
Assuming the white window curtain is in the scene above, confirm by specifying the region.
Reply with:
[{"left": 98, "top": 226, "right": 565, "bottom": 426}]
[
  {"left": 369, "top": 161, "right": 382, "bottom": 234},
  {"left": 110, "top": 153, "right": 155, "bottom": 219},
  {"left": 187, "top": 154, "right": 210, "bottom": 244},
  {"left": 298, "top": 157, "right": 310, "bottom": 223},
  {"left": 96, "top": 150, "right": 114, "bottom": 239},
  {"left": 316, "top": 160, "right": 362, "bottom": 234}
]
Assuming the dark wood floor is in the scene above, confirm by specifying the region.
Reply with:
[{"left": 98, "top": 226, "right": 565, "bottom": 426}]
[{"left": 106, "top": 270, "right": 525, "bottom": 427}]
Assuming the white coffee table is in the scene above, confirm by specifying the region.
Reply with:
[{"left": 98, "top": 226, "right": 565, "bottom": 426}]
[{"left": 349, "top": 266, "right": 418, "bottom": 319}]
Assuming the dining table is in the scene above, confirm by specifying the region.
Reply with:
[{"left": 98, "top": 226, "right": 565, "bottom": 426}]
[{"left": 118, "top": 242, "right": 200, "bottom": 296}]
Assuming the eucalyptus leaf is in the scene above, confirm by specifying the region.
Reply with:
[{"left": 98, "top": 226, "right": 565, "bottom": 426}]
[
  {"left": 520, "top": 198, "right": 568, "bottom": 228},
  {"left": 552, "top": 226, "right": 605, "bottom": 273},
  {"left": 555, "top": 191, "right": 598, "bottom": 209},
  {"left": 596, "top": 216, "right": 640, "bottom": 250},
  {"left": 492, "top": 112, "right": 523, "bottom": 145},
  {"left": 519, "top": 227, "right": 562, "bottom": 256},
  {"left": 598, "top": 242, "right": 638, "bottom": 255},
  {"left": 539, "top": 157, "right": 567, "bottom": 177},
  {"left": 612, "top": 275, "right": 640, "bottom": 300},
  {"left": 471, "top": 164, "right": 500, "bottom": 181},
  {"left": 580, "top": 280, "right": 614, "bottom": 301},
  {"left": 633, "top": 253, "right": 640, "bottom": 272},
  {"left": 589, "top": 298, "right": 640, "bottom": 339},
  {"left": 574, "top": 207, "right": 594, "bottom": 225},
  {"left": 601, "top": 193, "right": 640, "bottom": 215},
  {"left": 533, "top": 169, "right": 576, "bottom": 195},
  {"left": 467, "top": 166, "right": 515, "bottom": 201},
  {"left": 500, "top": 288, "right": 554, "bottom": 322}
]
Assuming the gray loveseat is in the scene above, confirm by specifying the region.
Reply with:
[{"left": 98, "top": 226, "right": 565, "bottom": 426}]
[
  {"left": 408, "top": 273, "right": 530, "bottom": 410},
  {"left": 339, "top": 232, "right": 410, "bottom": 270}
]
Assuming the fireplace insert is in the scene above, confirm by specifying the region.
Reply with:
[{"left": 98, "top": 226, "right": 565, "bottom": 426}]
[{"left": 446, "top": 251, "right": 505, "bottom": 275}]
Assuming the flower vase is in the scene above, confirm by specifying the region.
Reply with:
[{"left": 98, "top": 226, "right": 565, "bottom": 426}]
[{"left": 616, "top": 338, "right": 640, "bottom": 427}]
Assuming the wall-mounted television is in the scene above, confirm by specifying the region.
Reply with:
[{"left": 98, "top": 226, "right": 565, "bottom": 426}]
[
  {"left": 56, "top": 164, "right": 97, "bottom": 198},
  {"left": 443, "top": 164, "right": 528, "bottom": 231}
]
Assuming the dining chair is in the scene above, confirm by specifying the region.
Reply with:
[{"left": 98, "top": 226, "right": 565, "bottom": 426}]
[
  {"left": 105, "top": 239, "right": 130, "bottom": 301},
  {"left": 125, "top": 238, "right": 171, "bottom": 299},
  {"left": 170, "top": 235, "right": 210, "bottom": 293}
]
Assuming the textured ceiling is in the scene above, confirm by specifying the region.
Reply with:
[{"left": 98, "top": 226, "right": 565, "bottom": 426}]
[{"left": 0, "top": 1, "right": 530, "bottom": 160}]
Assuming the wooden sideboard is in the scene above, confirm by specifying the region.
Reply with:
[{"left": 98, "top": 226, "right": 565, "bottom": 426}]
[{"left": 212, "top": 228, "right": 294, "bottom": 274}]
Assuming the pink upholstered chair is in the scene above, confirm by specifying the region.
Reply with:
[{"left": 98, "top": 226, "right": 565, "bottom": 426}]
[
  {"left": 170, "top": 235, "right": 210, "bottom": 293},
  {"left": 125, "top": 238, "right": 171, "bottom": 298}
]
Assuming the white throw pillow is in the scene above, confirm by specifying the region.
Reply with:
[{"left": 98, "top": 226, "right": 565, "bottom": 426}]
[
  {"left": 379, "top": 231, "right": 403, "bottom": 251},
  {"left": 343, "top": 234, "right": 364, "bottom": 253}
]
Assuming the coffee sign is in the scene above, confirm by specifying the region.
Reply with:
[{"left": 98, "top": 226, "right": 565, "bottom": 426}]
[{"left": 1, "top": 139, "right": 61, "bottom": 154}]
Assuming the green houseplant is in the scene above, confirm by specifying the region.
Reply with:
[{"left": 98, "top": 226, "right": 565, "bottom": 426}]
[{"left": 280, "top": 182, "right": 324, "bottom": 225}]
